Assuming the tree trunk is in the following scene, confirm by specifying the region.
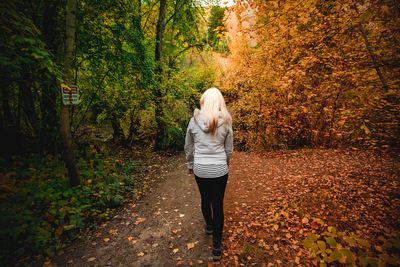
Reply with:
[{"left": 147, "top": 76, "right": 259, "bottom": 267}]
[
  {"left": 352, "top": 5, "right": 389, "bottom": 91},
  {"left": 111, "top": 114, "right": 125, "bottom": 145},
  {"left": 2, "top": 82, "right": 14, "bottom": 129},
  {"left": 168, "top": 0, "right": 181, "bottom": 70},
  {"left": 20, "top": 65, "right": 39, "bottom": 135},
  {"left": 155, "top": 0, "right": 167, "bottom": 74},
  {"left": 61, "top": 0, "right": 80, "bottom": 186},
  {"left": 41, "top": 0, "right": 58, "bottom": 154},
  {"left": 154, "top": 0, "right": 167, "bottom": 150},
  {"left": 359, "top": 23, "right": 389, "bottom": 91},
  {"left": 127, "top": 108, "right": 140, "bottom": 147}
]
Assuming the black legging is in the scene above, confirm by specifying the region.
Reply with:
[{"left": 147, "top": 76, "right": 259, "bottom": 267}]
[{"left": 195, "top": 173, "right": 228, "bottom": 245}]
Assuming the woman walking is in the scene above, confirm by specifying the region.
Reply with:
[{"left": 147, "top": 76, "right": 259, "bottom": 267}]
[{"left": 184, "top": 87, "right": 233, "bottom": 261}]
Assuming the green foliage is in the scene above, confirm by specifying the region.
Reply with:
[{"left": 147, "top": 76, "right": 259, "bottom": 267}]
[
  {"left": 302, "top": 226, "right": 400, "bottom": 266},
  {"left": 207, "top": 6, "right": 226, "bottom": 47},
  {"left": 0, "top": 2, "right": 57, "bottom": 75},
  {"left": 156, "top": 59, "right": 217, "bottom": 150},
  {"left": 0, "top": 148, "right": 143, "bottom": 265},
  {"left": 239, "top": 242, "right": 270, "bottom": 264}
]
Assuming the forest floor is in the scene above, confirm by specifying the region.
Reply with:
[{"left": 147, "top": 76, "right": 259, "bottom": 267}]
[{"left": 50, "top": 149, "right": 400, "bottom": 266}]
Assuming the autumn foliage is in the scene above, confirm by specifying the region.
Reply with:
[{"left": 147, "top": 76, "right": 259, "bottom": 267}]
[{"left": 223, "top": 0, "right": 400, "bottom": 151}]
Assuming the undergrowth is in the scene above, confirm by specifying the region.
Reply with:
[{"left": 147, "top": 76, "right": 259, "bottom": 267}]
[{"left": 0, "top": 145, "right": 145, "bottom": 265}]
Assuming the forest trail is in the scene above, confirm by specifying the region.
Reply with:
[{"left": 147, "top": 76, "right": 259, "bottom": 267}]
[
  {"left": 50, "top": 149, "right": 400, "bottom": 266},
  {"left": 51, "top": 154, "right": 215, "bottom": 266},
  {"left": 213, "top": 52, "right": 231, "bottom": 73}
]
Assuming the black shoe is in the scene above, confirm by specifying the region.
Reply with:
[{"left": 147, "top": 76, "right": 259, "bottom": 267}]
[
  {"left": 212, "top": 244, "right": 222, "bottom": 261},
  {"left": 205, "top": 225, "right": 213, "bottom": 235}
]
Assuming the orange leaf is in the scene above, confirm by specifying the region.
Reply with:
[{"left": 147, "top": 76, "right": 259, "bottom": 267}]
[
  {"left": 311, "top": 221, "right": 319, "bottom": 229},
  {"left": 137, "top": 252, "right": 144, "bottom": 257},
  {"left": 103, "top": 238, "right": 110, "bottom": 243},
  {"left": 135, "top": 218, "right": 146, "bottom": 225},
  {"left": 173, "top": 248, "right": 179, "bottom": 254},
  {"left": 187, "top": 242, "right": 195, "bottom": 249}
]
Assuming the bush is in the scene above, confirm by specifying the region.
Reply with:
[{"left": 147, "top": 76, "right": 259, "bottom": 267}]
[{"left": 0, "top": 147, "right": 143, "bottom": 265}]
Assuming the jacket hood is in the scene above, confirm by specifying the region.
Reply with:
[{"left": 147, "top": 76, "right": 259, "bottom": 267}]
[{"left": 193, "top": 109, "right": 224, "bottom": 132}]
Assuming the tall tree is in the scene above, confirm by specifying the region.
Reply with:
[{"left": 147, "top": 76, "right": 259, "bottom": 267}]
[
  {"left": 224, "top": 0, "right": 400, "bottom": 150},
  {"left": 61, "top": 0, "right": 79, "bottom": 186},
  {"left": 154, "top": 0, "right": 167, "bottom": 149}
]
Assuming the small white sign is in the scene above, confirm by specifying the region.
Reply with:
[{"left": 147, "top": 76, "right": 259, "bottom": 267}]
[{"left": 61, "top": 85, "right": 79, "bottom": 105}]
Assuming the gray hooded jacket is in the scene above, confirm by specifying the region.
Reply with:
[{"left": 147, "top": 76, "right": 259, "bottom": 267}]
[{"left": 184, "top": 110, "right": 233, "bottom": 169}]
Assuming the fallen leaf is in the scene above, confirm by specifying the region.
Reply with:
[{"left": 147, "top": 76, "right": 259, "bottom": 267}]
[
  {"left": 187, "top": 242, "right": 195, "bottom": 249},
  {"left": 302, "top": 217, "right": 309, "bottom": 224},
  {"left": 173, "top": 248, "right": 179, "bottom": 254},
  {"left": 137, "top": 252, "right": 144, "bottom": 257},
  {"left": 87, "top": 257, "right": 96, "bottom": 262},
  {"left": 103, "top": 238, "right": 110, "bottom": 243},
  {"left": 135, "top": 218, "right": 147, "bottom": 225}
]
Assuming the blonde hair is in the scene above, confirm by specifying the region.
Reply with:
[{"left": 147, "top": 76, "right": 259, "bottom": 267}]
[{"left": 196, "top": 87, "right": 232, "bottom": 134}]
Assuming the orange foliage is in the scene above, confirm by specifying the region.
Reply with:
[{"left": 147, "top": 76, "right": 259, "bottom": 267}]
[{"left": 223, "top": 0, "right": 400, "bottom": 150}]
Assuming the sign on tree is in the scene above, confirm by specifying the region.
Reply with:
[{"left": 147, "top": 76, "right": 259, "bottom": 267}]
[{"left": 61, "top": 84, "right": 79, "bottom": 105}]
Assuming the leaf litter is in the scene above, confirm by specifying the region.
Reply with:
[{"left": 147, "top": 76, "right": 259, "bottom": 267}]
[{"left": 222, "top": 149, "right": 400, "bottom": 266}]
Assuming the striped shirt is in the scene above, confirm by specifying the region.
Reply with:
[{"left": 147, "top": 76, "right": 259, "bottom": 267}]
[{"left": 193, "top": 163, "right": 229, "bottom": 178}]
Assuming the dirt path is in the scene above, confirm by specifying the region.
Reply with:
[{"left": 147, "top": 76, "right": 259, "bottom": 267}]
[
  {"left": 51, "top": 154, "right": 215, "bottom": 266},
  {"left": 213, "top": 52, "right": 231, "bottom": 73},
  {"left": 51, "top": 149, "right": 400, "bottom": 266}
]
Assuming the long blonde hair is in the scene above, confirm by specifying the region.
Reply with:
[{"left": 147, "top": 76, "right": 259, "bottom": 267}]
[{"left": 196, "top": 87, "right": 232, "bottom": 134}]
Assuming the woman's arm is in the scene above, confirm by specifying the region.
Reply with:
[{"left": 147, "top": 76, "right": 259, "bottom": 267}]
[
  {"left": 184, "top": 118, "right": 195, "bottom": 170},
  {"left": 225, "top": 125, "right": 233, "bottom": 163}
]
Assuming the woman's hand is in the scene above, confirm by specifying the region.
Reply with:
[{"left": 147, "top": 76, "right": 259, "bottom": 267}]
[{"left": 188, "top": 169, "right": 193, "bottom": 175}]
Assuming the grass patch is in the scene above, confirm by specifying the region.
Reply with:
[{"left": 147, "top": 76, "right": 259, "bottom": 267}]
[{"left": 239, "top": 241, "right": 271, "bottom": 266}]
